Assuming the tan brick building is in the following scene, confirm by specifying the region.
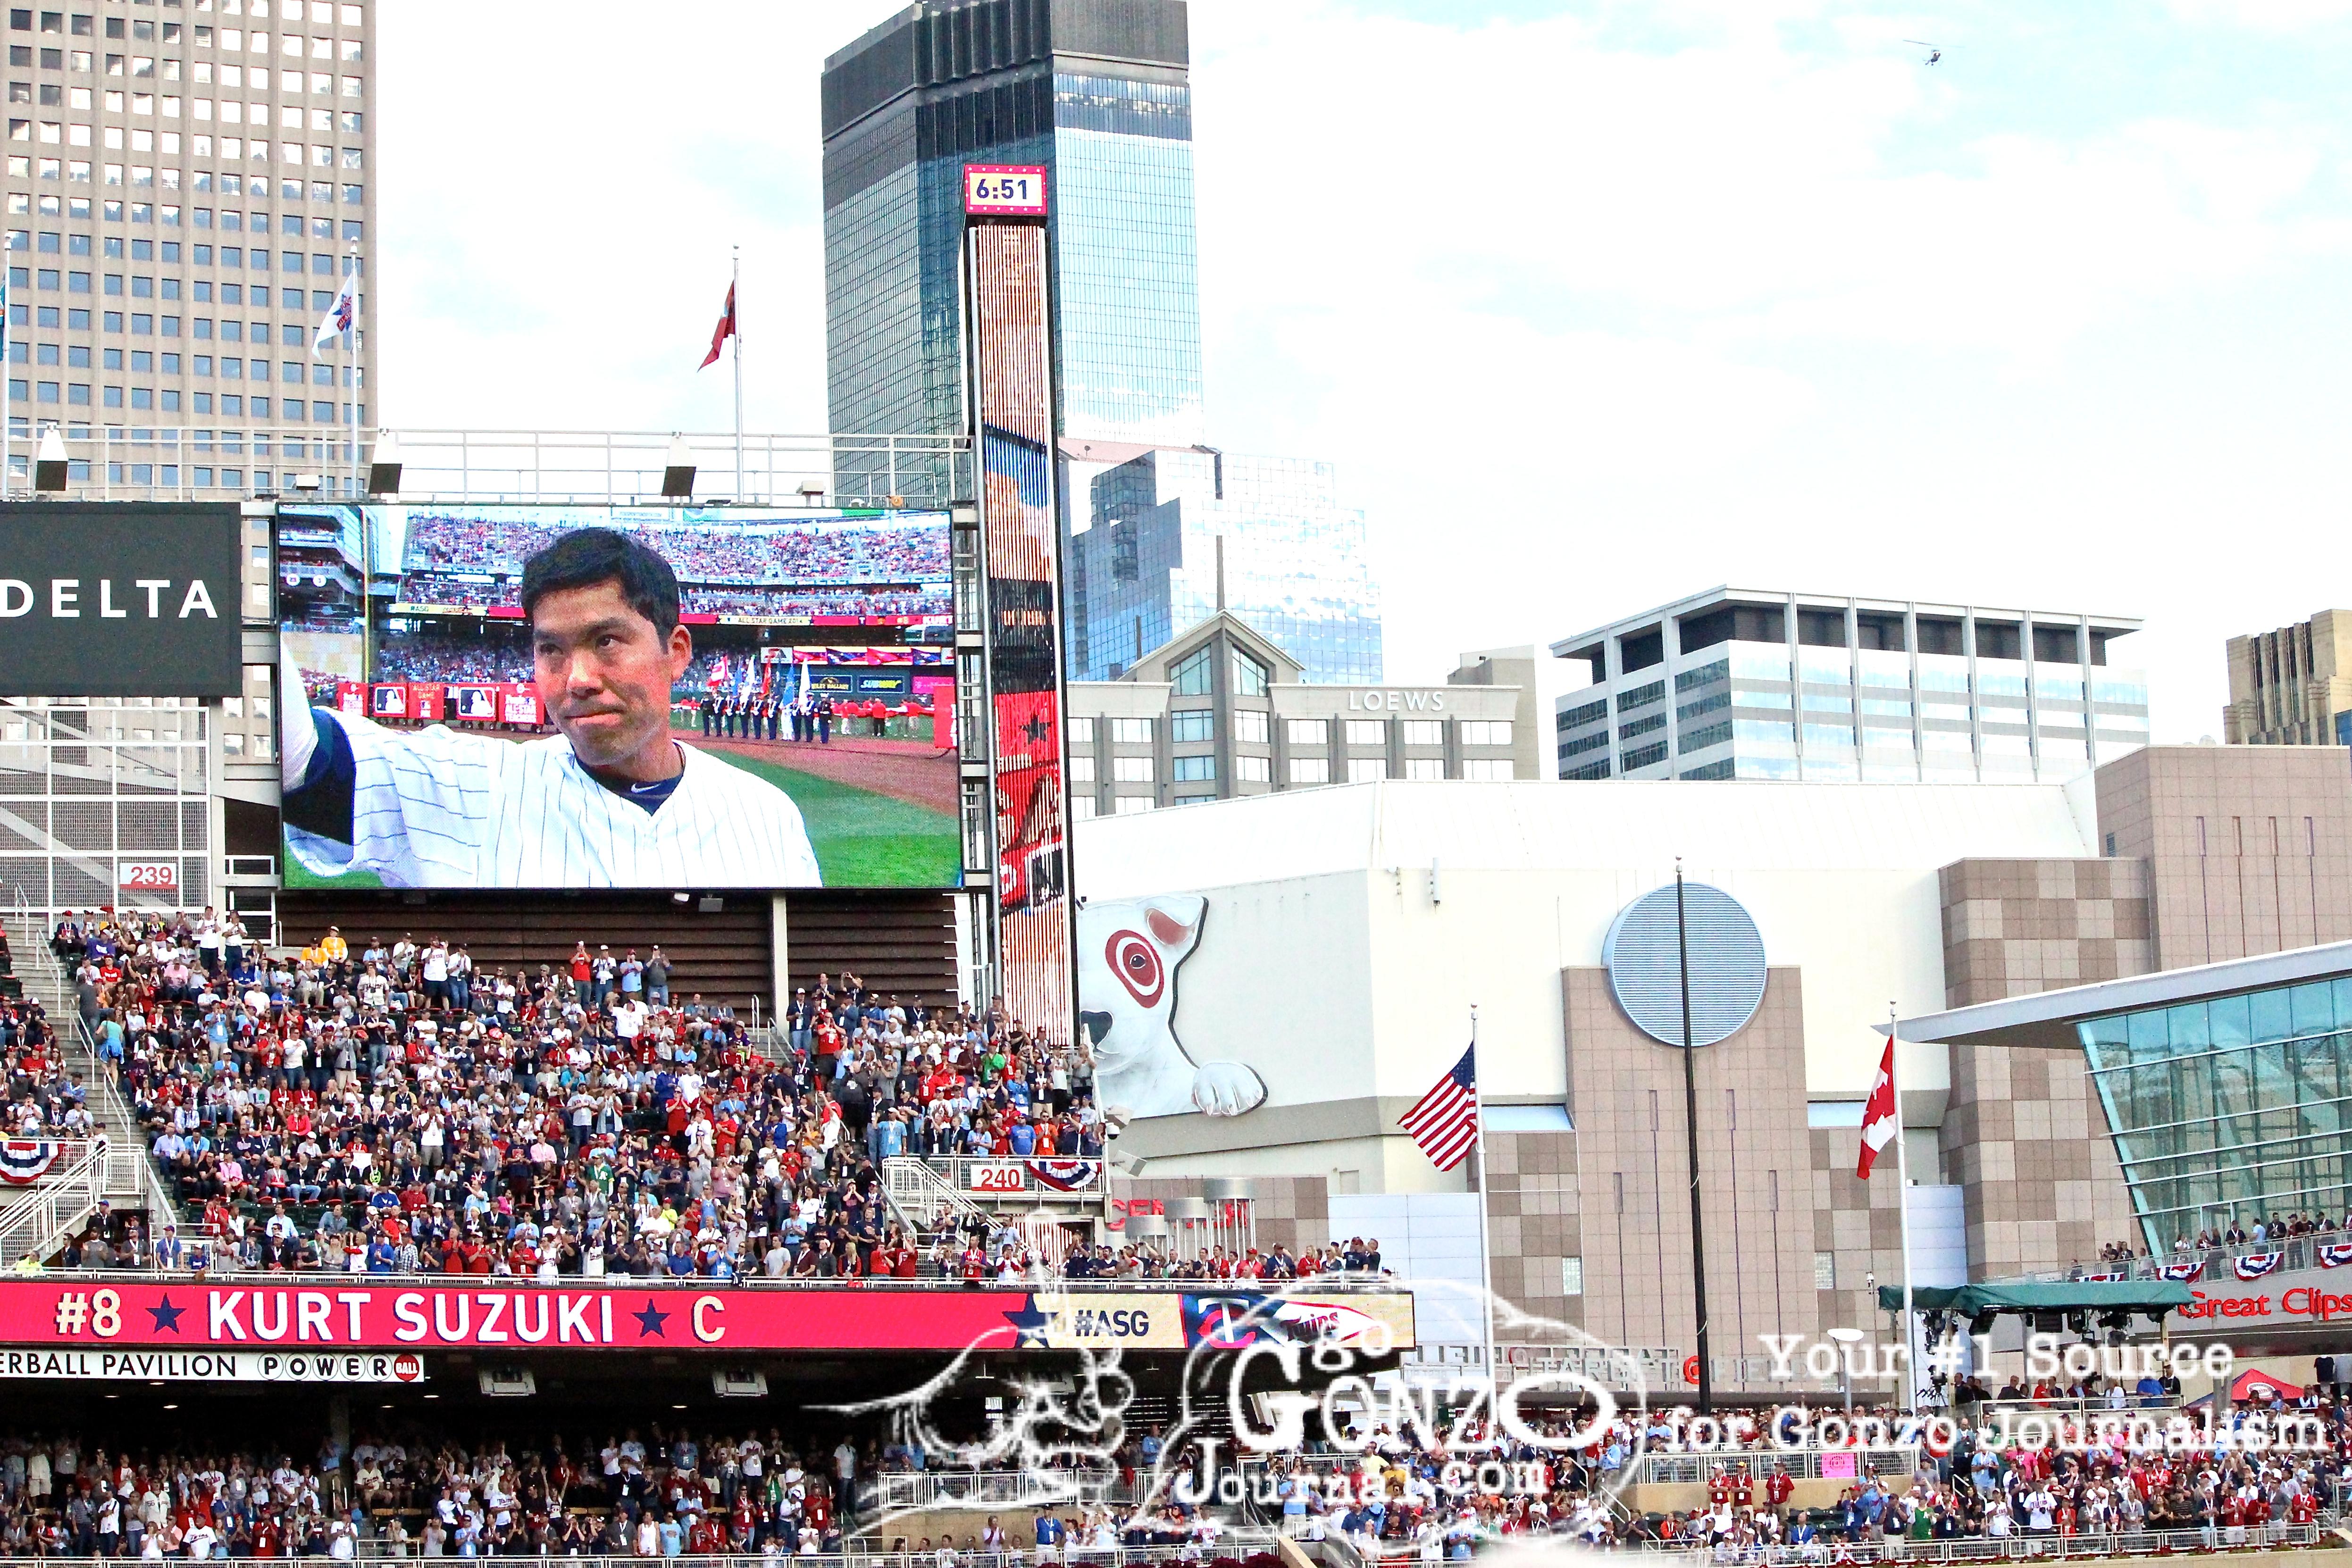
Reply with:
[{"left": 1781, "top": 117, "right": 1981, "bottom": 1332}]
[{"left": 2224, "top": 609, "right": 2352, "bottom": 745}]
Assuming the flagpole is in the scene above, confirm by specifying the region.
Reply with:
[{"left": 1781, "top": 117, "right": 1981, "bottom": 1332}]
[
  {"left": 1675, "top": 859, "right": 1714, "bottom": 1415},
  {"left": 345, "top": 244, "right": 359, "bottom": 500},
  {"left": 731, "top": 245, "right": 744, "bottom": 501},
  {"left": 1470, "top": 1004, "right": 1497, "bottom": 1393},
  {"left": 1890, "top": 1001, "right": 1917, "bottom": 1417}
]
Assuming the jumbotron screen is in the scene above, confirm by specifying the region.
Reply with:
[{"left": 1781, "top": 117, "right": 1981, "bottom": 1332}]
[{"left": 273, "top": 503, "right": 960, "bottom": 891}]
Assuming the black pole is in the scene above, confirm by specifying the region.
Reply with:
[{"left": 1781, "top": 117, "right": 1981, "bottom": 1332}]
[{"left": 1676, "top": 862, "right": 1713, "bottom": 1414}]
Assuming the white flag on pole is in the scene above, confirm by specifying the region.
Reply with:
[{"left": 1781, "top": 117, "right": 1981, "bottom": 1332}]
[{"left": 312, "top": 269, "right": 358, "bottom": 358}]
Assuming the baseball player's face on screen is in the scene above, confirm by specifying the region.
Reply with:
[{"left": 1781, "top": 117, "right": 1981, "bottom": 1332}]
[{"left": 529, "top": 579, "right": 693, "bottom": 778}]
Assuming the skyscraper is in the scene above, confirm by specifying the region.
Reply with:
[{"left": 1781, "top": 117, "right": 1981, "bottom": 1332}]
[
  {"left": 820, "top": 0, "right": 1204, "bottom": 449},
  {"left": 822, "top": 0, "right": 1382, "bottom": 684},
  {"left": 1068, "top": 447, "right": 1382, "bottom": 685},
  {"left": 1, "top": 0, "right": 376, "bottom": 493}
]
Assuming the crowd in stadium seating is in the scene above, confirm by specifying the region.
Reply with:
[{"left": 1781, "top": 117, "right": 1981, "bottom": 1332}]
[
  {"left": 1590, "top": 1400, "right": 2346, "bottom": 1555},
  {"left": 1221, "top": 1393, "right": 2350, "bottom": 1555},
  {"left": 0, "top": 939, "right": 92, "bottom": 1146},
  {"left": 0, "top": 1424, "right": 878, "bottom": 1558},
  {"left": 402, "top": 516, "right": 948, "bottom": 587},
  {"left": 320, "top": 639, "right": 938, "bottom": 718},
  {"left": 42, "top": 908, "right": 1104, "bottom": 1281},
  {"left": 372, "top": 635, "right": 530, "bottom": 688},
  {"left": 391, "top": 575, "right": 950, "bottom": 622},
  {"left": 0, "top": 1414, "right": 1361, "bottom": 1560}
]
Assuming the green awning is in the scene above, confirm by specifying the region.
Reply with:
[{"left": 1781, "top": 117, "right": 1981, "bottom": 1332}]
[{"left": 1875, "top": 1281, "right": 2193, "bottom": 1314}]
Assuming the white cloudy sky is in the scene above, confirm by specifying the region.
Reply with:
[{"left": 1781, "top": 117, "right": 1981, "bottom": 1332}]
[{"left": 376, "top": 0, "right": 2352, "bottom": 740}]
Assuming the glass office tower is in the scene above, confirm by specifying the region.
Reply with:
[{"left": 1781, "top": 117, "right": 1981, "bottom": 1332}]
[
  {"left": 820, "top": 0, "right": 1205, "bottom": 459},
  {"left": 1070, "top": 448, "right": 1381, "bottom": 685}
]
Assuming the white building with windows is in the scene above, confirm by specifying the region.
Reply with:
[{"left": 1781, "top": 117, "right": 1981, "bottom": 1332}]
[
  {"left": 1063, "top": 610, "right": 1537, "bottom": 817},
  {"left": 1551, "top": 586, "right": 2149, "bottom": 784},
  {"left": 0, "top": 0, "right": 378, "bottom": 494}
]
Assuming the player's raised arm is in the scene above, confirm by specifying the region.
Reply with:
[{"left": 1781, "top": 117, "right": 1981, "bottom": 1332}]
[
  {"left": 278, "top": 641, "right": 356, "bottom": 843},
  {"left": 277, "top": 642, "right": 504, "bottom": 886}
]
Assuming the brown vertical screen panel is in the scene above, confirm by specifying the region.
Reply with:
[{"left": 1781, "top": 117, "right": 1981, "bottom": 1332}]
[{"left": 969, "top": 221, "right": 1075, "bottom": 1048}]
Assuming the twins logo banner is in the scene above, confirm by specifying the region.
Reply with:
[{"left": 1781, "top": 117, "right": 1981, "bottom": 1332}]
[
  {"left": 969, "top": 217, "right": 1075, "bottom": 1049},
  {"left": 0, "top": 1281, "right": 1416, "bottom": 1354}
]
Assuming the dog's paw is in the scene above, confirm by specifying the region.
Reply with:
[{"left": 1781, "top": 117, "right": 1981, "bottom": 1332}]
[{"left": 1191, "top": 1060, "right": 1268, "bottom": 1117}]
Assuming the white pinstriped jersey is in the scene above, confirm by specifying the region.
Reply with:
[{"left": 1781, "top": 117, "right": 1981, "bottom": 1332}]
[{"left": 285, "top": 708, "right": 822, "bottom": 889}]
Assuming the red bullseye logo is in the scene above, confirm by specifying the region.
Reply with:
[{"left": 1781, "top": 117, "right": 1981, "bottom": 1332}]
[{"left": 1106, "top": 931, "right": 1163, "bottom": 1007}]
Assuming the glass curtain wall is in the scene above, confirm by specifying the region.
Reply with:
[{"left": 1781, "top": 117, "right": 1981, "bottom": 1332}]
[
  {"left": 1857, "top": 648, "right": 1917, "bottom": 782},
  {"left": 1977, "top": 660, "right": 2034, "bottom": 778},
  {"left": 2080, "top": 981, "right": 2352, "bottom": 1253},
  {"left": 1797, "top": 647, "right": 1858, "bottom": 781},
  {"left": 1918, "top": 654, "right": 1975, "bottom": 781},
  {"left": 1729, "top": 642, "right": 1797, "bottom": 779}
]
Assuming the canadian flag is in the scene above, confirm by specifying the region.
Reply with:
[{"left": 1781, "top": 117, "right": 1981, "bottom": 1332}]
[{"left": 1856, "top": 1034, "right": 1898, "bottom": 1179}]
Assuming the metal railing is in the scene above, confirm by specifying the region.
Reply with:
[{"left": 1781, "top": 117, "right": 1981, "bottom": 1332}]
[
  {"left": 0, "top": 1263, "right": 1407, "bottom": 1295},
  {"left": 871, "top": 1469, "right": 1125, "bottom": 1513},
  {"left": 5, "top": 895, "right": 179, "bottom": 1226},
  {"left": 883, "top": 1155, "right": 997, "bottom": 1242},
  {"left": 890, "top": 1156, "right": 1102, "bottom": 1202},
  {"left": 1616, "top": 1447, "right": 1922, "bottom": 1487},
  {"left": 7, "top": 425, "right": 975, "bottom": 508},
  {"left": 2001, "top": 1232, "right": 2349, "bottom": 1284},
  {"left": 1597, "top": 1524, "right": 2331, "bottom": 1560},
  {"left": 0, "top": 1139, "right": 107, "bottom": 1266},
  {"left": 0, "top": 1553, "right": 1230, "bottom": 1568}
]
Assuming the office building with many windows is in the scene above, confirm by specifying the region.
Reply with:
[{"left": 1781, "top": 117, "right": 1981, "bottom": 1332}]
[
  {"left": 1067, "top": 445, "right": 1381, "bottom": 684},
  {"left": 1550, "top": 586, "right": 2149, "bottom": 784},
  {"left": 820, "top": 0, "right": 1203, "bottom": 453},
  {"left": 1, "top": 0, "right": 374, "bottom": 492},
  {"left": 2223, "top": 608, "right": 2352, "bottom": 747},
  {"left": 1064, "top": 609, "right": 1529, "bottom": 816}
]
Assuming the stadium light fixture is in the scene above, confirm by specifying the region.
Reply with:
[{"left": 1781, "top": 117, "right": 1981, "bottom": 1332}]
[
  {"left": 32, "top": 425, "right": 67, "bottom": 492},
  {"left": 367, "top": 431, "right": 403, "bottom": 496},
  {"left": 661, "top": 434, "right": 695, "bottom": 500}
]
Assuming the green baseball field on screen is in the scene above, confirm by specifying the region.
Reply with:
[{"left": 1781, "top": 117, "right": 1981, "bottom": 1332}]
[{"left": 280, "top": 750, "right": 961, "bottom": 891}]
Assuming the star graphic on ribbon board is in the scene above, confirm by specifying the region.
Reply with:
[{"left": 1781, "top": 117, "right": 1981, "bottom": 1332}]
[
  {"left": 1003, "top": 1295, "right": 1053, "bottom": 1349},
  {"left": 147, "top": 1294, "right": 185, "bottom": 1334},
  {"left": 632, "top": 1300, "right": 670, "bottom": 1339},
  {"left": 1022, "top": 714, "right": 1050, "bottom": 744}
]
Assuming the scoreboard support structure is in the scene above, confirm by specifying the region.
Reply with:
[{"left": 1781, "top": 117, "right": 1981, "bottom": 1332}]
[{"left": 960, "top": 164, "right": 1080, "bottom": 1057}]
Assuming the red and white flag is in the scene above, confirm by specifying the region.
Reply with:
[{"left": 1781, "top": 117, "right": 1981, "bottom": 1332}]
[
  {"left": 699, "top": 282, "right": 737, "bottom": 370},
  {"left": 1856, "top": 1034, "right": 1898, "bottom": 1179},
  {"left": 1399, "top": 1044, "right": 1479, "bottom": 1172}
]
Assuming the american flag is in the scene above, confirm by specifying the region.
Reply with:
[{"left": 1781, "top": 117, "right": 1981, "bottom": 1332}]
[{"left": 1399, "top": 1043, "right": 1479, "bottom": 1171}]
